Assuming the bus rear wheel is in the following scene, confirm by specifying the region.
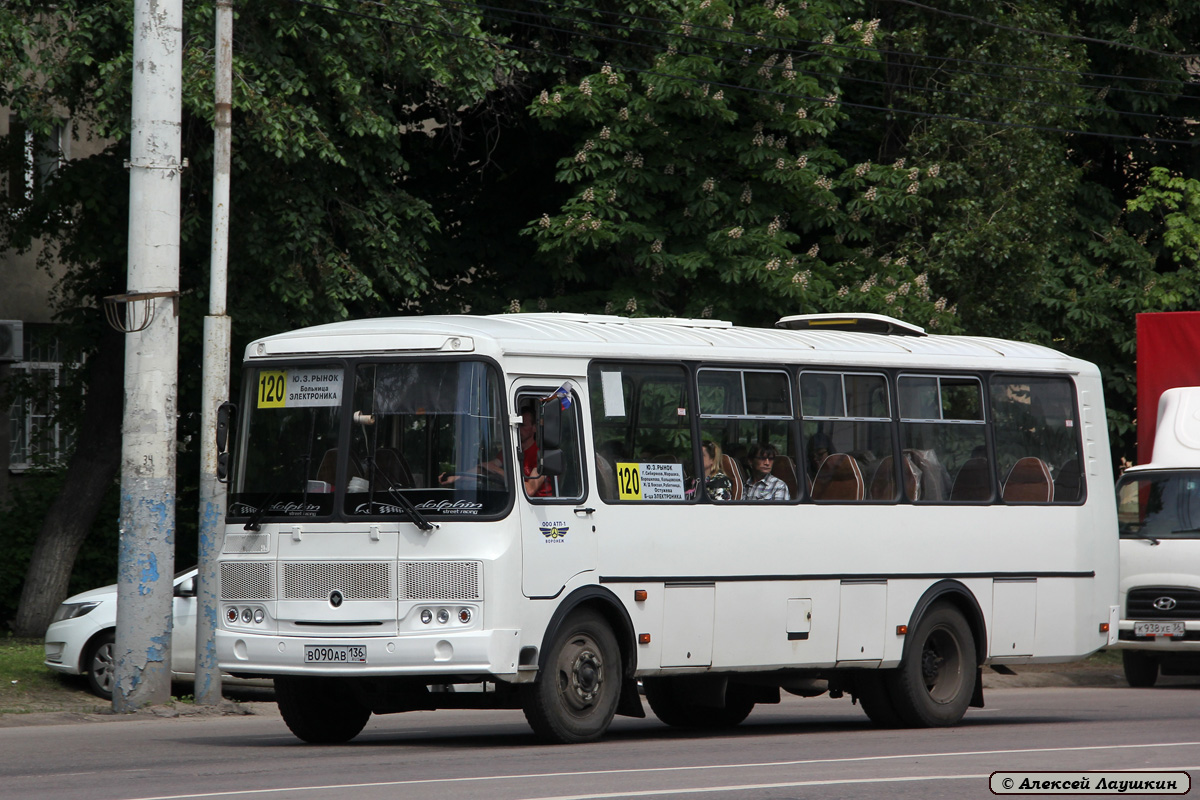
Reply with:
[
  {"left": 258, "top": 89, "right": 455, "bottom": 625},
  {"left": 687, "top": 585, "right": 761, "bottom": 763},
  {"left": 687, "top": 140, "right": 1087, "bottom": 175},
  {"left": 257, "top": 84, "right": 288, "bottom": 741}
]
[
  {"left": 275, "top": 676, "right": 370, "bottom": 744},
  {"left": 1122, "top": 650, "right": 1159, "bottom": 688},
  {"left": 644, "top": 678, "right": 755, "bottom": 729},
  {"left": 886, "top": 603, "right": 976, "bottom": 727},
  {"left": 522, "top": 610, "right": 621, "bottom": 744}
]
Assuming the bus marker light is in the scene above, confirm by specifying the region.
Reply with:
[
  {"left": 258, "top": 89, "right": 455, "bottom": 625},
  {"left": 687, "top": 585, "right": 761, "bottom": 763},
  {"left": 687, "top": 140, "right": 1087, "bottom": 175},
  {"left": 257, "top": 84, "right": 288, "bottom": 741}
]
[
  {"left": 1099, "top": 622, "right": 1110, "bottom": 633},
  {"left": 226, "top": 607, "right": 239, "bottom": 623},
  {"left": 638, "top": 633, "right": 651, "bottom": 644},
  {"left": 458, "top": 608, "right": 472, "bottom": 624},
  {"left": 634, "top": 590, "right": 648, "bottom": 602},
  {"left": 896, "top": 625, "right": 908, "bottom": 635}
]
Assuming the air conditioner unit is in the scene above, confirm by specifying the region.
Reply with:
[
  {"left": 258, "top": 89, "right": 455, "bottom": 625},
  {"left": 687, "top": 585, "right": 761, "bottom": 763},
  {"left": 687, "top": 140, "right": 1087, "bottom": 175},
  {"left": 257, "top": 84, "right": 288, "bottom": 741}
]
[{"left": 0, "top": 320, "right": 24, "bottom": 362}]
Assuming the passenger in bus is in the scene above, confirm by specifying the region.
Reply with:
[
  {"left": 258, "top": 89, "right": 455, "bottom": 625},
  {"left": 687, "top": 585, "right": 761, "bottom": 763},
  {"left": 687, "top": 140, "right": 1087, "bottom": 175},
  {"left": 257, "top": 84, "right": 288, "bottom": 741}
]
[
  {"left": 701, "top": 440, "right": 733, "bottom": 502},
  {"left": 744, "top": 442, "right": 790, "bottom": 501},
  {"left": 519, "top": 406, "right": 553, "bottom": 497}
]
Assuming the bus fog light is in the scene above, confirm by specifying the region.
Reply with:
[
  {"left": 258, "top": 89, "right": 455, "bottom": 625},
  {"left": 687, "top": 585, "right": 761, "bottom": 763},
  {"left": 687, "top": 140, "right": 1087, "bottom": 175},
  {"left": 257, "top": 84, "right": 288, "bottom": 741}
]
[
  {"left": 253, "top": 608, "right": 265, "bottom": 624},
  {"left": 458, "top": 608, "right": 472, "bottom": 624},
  {"left": 420, "top": 609, "right": 432, "bottom": 624},
  {"left": 241, "top": 608, "right": 253, "bottom": 624},
  {"left": 226, "top": 607, "right": 239, "bottom": 623},
  {"left": 436, "top": 608, "right": 450, "bottom": 624}
]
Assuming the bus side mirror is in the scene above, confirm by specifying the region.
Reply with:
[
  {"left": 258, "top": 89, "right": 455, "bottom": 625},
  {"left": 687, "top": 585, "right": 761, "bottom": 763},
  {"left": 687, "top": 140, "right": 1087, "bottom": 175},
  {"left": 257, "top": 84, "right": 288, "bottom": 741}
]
[
  {"left": 216, "top": 401, "right": 237, "bottom": 483},
  {"left": 539, "top": 397, "right": 565, "bottom": 477},
  {"left": 540, "top": 397, "right": 563, "bottom": 450}
]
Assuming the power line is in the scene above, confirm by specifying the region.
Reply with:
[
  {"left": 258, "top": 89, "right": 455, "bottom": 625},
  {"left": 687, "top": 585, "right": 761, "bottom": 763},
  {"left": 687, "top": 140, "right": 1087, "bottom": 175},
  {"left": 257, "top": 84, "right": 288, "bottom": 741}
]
[
  {"left": 881, "top": 0, "right": 1200, "bottom": 60},
  {"left": 281, "top": 0, "right": 1198, "bottom": 147},
  {"left": 418, "top": 0, "right": 1195, "bottom": 124},
  {"left": 471, "top": 0, "right": 1200, "bottom": 95}
]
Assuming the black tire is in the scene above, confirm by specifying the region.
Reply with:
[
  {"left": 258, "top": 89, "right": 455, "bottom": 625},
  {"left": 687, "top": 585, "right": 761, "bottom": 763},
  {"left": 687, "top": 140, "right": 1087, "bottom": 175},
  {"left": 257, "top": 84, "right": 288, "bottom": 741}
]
[
  {"left": 522, "top": 610, "right": 621, "bottom": 743},
  {"left": 275, "top": 676, "right": 371, "bottom": 744},
  {"left": 643, "top": 677, "right": 755, "bottom": 729},
  {"left": 84, "top": 631, "right": 116, "bottom": 701},
  {"left": 886, "top": 602, "right": 977, "bottom": 727},
  {"left": 1122, "top": 650, "right": 1159, "bottom": 688},
  {"left": 852, "top": 671, "right": 903, "bottom": 728}
]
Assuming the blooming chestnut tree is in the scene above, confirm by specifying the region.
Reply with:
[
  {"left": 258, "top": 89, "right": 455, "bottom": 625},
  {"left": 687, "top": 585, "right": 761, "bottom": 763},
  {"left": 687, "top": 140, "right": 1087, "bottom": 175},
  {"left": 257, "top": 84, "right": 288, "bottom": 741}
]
[{"left": 522, "top": 0, "right": 956, "bottom": 329}]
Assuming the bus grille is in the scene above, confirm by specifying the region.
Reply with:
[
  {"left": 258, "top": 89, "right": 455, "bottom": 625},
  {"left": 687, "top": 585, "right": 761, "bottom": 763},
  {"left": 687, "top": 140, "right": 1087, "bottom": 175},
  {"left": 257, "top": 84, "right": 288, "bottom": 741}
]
[
  {"left": 1127, "top": 587, "right": 1200, "bottom": 619},
  {"left": 220, "top": 562, "right": 274, "bottom": 600},
  {"left": 399, "top": 561, "right": 481, "bottom": 601},
  {"left": 282, "top": 562, "right": 393, "bottom": 600}
]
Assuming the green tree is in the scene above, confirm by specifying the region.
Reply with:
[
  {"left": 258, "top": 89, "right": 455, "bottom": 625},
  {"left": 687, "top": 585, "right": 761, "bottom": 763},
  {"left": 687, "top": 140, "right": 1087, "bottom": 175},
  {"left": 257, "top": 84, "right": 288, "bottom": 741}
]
[{"left": 0, "top": 0, "right": 524, "bottom": 634}]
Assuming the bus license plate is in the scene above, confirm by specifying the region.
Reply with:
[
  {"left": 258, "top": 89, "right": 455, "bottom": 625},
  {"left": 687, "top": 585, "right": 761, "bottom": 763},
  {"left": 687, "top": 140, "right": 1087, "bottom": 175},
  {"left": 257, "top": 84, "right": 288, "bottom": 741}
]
[
  {"left": 1134, "top": 621, "right": 1185, "bottom": 637},
  {"left": 304, "top": 645, "right": 367, "bottom": 663}
]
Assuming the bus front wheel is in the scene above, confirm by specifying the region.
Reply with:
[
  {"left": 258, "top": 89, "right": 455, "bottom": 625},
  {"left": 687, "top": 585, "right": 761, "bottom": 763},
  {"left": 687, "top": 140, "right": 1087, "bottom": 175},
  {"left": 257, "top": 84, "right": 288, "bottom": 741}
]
[
  {"left": 886, "top": 602, "right": 976, "bottom": 727},
  {"left": 275, "top": 676, "right": 370, "bottom": 744},
  {"left": 522, "top": 610, "right": 621, "bottom": 744},
  {"left": 1122, "top": 650, "right": 1159, "bottom": 688}
]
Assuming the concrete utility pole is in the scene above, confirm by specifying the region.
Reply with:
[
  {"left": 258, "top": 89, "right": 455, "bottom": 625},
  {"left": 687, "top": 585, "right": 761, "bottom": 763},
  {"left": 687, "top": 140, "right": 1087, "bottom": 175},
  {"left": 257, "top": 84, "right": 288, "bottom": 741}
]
[
  {"left": 114, "top": 0, "right": 183, "bottom": 711},
  {"left": 195, "top": 0, "right": 234, "bottom": 707}
]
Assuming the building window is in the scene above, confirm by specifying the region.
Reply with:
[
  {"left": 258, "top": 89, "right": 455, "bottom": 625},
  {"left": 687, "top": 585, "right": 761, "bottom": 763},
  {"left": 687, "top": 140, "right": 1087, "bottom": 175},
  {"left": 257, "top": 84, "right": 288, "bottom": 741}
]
[
  {"left": 8, "top": 326, "right": 71, "bottom": 471},
  {"left": 6, "top": 114, "right": 64, "bottom": 205}
]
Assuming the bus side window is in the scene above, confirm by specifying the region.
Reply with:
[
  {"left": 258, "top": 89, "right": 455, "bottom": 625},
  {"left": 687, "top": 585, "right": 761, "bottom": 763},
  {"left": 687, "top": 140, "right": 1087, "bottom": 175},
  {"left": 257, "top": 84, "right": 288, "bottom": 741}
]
[{"left": 990, "top": 375, "right": 1085, "bottom": 504}]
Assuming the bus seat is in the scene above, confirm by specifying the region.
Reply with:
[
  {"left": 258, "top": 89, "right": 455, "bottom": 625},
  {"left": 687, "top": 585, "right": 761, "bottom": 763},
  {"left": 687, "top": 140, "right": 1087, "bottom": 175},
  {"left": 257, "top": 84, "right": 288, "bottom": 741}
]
[
  {"left": 771, "top": 455, "right": 799, "bottom": 499},
  {"left": 950, "top": 457, "right": 992, "bottom": 502},
  {"left": 1003, "top": 457, "right": 1054, "bottom": 503},
  {"left": 374, "top": 448, "right": 414, "bottom": 488},
  {"left": 595, "top": 454, "right": 617, "bottom": 500},
  {"left": 720, "top": 453, "right": 744, "bottom": 501},
  {"left": 1054, "top": 458, "right": 1082, "bottom": 502},
  {"left": 811, "top": 453, "right": 864, "bottom": 501},
  {"left": 869, "top": 456, "right": 896, "bottom": 500}
]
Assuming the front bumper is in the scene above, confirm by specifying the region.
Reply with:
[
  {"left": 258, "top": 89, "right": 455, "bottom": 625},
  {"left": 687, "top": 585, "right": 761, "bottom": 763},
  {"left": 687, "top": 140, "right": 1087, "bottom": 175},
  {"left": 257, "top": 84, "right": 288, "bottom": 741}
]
[
  {"left": 217, "top": 627, "right": 522, "bottom": 678},
  {"left": 1110, "top": 620, "right": 1200, "bottom": 652}
]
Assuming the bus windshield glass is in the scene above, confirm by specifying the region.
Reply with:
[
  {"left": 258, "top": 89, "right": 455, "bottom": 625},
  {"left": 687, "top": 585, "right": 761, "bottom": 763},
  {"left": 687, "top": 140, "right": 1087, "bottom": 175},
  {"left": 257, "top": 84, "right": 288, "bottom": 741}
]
[
  {"left": 1117, "top": 470, "right": 1200, "bottom": 540},
  {"left": 229, "top": 360, "right": 510, "bottom": 521}
]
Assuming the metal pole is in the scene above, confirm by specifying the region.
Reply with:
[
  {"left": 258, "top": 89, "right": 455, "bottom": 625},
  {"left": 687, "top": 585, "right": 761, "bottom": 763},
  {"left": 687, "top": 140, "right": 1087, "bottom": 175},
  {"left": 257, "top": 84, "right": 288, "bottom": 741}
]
[
  {"left": 114, "top": 0, "right": 182, "bottom": 710},
  {"left": 195, "top": 0, "right": 233, "bottom": 707}
]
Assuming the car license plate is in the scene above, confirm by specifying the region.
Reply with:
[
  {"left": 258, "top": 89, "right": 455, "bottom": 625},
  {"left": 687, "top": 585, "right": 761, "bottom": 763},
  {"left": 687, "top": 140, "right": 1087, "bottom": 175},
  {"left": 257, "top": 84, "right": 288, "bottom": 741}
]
[
  {"left": 304, "top": 645, "right": 367, "bottom": 663},
  {"left": 1134, "top": 621, "right": 1185, "bottom": 637}
]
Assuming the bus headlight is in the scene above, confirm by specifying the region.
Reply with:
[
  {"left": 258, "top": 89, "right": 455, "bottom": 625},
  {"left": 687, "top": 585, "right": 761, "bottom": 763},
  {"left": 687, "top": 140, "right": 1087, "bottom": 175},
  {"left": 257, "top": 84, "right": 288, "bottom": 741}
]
[
  {"left": 436, "top": 608, "right": 450, "bottom": 624},
  {"left": 420, "top": 609, "right": 432, "bottom": 624}
]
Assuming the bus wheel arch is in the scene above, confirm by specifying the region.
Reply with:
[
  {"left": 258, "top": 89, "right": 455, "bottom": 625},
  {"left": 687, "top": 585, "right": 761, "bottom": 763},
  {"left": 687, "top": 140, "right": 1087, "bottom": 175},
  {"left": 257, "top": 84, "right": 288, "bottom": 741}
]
[{"left": 904, "top": 580, "right": 987, "bottom": 675}]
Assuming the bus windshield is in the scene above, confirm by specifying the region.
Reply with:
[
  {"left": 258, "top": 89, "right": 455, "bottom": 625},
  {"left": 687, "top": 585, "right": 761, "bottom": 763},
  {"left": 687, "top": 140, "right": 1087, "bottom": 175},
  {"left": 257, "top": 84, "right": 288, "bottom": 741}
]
[
  {"left": 229, "top": 359, "right": 510, "bottom": 522},
  {"left": 1117, "top": 470, "right": 1200, "bottom": 541}
]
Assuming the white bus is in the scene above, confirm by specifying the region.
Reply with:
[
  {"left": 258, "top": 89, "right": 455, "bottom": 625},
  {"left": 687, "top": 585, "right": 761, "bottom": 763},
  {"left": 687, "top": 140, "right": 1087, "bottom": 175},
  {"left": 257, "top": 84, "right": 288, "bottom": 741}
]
[
  {"left": 1113, "top": 387, "right": 1200, "bottom": 686},
  {"left": 214, "top": 312, "right": 1118, "bottom": 744}
]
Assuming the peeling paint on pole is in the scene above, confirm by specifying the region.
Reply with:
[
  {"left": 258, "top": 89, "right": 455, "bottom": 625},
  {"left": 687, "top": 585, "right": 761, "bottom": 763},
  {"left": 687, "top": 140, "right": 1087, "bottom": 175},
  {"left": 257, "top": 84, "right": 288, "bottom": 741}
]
[{"left": 114, "top": 0, "right": 181, "bottom": 712}]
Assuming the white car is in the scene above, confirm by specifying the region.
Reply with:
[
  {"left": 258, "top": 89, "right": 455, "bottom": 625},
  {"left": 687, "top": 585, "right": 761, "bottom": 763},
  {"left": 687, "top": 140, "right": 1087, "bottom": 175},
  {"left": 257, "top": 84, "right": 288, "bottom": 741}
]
[{"left": 44, "top": 568, "right": 233, "bottom": 699}]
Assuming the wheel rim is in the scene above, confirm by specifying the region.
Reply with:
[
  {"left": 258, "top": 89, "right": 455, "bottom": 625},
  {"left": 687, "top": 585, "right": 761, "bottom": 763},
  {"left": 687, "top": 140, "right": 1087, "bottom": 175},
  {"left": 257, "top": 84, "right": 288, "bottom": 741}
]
[
  {"left": 92, "top": 642, "right": 115, "bottom": 694},
  {"left": 554, "top": 633, "right": 606, "bottom": 716},
  {"left": 920, "top": 625, "right": 964, "bottom": 705}
]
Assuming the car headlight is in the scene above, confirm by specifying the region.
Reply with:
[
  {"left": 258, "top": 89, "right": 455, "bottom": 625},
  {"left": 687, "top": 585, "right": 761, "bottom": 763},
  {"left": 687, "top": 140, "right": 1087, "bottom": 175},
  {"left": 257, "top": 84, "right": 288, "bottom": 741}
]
[{"left": 51, "top": 601, "right": 101, "bottom": 623}]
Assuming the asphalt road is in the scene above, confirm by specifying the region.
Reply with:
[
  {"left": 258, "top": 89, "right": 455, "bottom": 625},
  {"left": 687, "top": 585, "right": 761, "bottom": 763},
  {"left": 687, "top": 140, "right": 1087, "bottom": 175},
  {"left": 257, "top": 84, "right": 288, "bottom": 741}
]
[{"left": 2, "top": 683, "right": 1198, "bottom": 800}]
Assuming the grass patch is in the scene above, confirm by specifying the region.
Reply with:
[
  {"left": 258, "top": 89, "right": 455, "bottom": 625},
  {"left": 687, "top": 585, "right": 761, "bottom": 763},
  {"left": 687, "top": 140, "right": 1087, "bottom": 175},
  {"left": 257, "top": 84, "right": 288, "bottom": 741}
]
[{"left": 0, "top": 636, "right": 108, "bottom": 716}]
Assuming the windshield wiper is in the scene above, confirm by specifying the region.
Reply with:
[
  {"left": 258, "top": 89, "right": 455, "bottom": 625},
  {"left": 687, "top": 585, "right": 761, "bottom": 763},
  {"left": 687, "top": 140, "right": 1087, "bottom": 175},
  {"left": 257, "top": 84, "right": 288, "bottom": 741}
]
[
  {"left": 1123, "top": 526, "right": 1160, "bottom": 545},
  {"left": 384, "top": 485, "right": 437, "bottom": 532},
  {"left": 244, "top": 492, "right": 281, "bottom": 531}
]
